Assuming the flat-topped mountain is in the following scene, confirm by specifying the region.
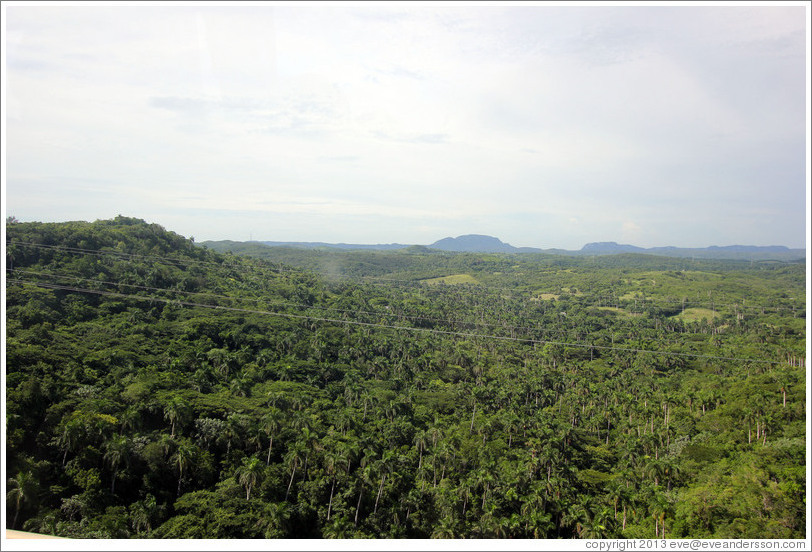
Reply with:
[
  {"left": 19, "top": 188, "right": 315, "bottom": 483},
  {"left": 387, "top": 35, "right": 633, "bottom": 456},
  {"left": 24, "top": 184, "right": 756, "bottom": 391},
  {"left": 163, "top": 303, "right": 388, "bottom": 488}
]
[
  {"left": 201, "top": 235, "right": 804, "bottom": 261},
  {"left": 580, "top": 242, "right": 646, "bottom": 254},
  {"left": 428, "top": 234, "right": 541, "bottom": 253}
]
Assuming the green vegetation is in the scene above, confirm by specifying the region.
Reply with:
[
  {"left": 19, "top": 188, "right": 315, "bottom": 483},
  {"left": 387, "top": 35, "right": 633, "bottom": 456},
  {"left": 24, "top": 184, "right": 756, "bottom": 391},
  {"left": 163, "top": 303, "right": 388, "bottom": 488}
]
[
  {"left": 5, "top": 217, "right": 806, "bottom": 538},
  {"left": 421, "top": 274, "right": 480, "bottom": 285},
  {"left": 672, "top": 308, "right": 720, "bottom": 323}
]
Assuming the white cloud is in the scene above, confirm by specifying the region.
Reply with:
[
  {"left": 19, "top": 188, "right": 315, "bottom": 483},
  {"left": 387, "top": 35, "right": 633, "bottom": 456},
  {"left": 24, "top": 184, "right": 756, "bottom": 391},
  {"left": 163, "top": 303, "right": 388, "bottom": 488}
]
[{"left": 3, "top": 3, "right": 807, "bottom": 249}]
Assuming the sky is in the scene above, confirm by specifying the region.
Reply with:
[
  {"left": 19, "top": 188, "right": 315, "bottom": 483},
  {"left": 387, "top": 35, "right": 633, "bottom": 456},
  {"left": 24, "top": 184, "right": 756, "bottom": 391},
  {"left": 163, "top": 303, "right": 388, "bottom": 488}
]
[{"left": 2, "top": 1, "right": 809, "bottom": 250}]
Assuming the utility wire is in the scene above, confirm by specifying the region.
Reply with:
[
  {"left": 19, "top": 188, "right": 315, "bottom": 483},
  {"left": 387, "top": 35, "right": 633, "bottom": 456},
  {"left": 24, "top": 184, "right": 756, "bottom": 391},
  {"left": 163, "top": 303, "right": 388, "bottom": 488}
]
[
  {"left": 6, "top": 268, "right": 731, "bottom": 340},
  {"left": 7, "top": 278, "right": 790, "bottom": 366},
  {"left": 5, "top": 270, "right": 586, "bottom": 342},
  {"left": 7, "top": 241, "right": 804, "bottom": 314}
]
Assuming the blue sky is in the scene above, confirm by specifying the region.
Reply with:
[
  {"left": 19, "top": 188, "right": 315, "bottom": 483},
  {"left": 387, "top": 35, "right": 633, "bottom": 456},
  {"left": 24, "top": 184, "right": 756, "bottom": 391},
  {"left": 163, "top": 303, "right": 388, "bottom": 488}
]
[{"left": 2, "top": 2, "right": 808, "bottom": 249}]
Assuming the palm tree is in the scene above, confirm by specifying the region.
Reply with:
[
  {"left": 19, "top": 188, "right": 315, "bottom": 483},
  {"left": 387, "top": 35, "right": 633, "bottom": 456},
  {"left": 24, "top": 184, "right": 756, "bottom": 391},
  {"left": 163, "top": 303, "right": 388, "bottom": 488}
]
[
  {"left": 476, "top": 469, "right": 496, "bottom": 511},
  {"left": 502, "top": 411, "right": 521, "bottom": 448},
  {"left": 565, "top": 495, "right": 598, "bottom": 538},
  {"left": 104, "top": 434, "right": 131, "bottom": 494},
  {"left": 373, "top": 449, "right": 396, "bottom": 515},
  {"left": 660, "top": 456, "right": 681, "bottom": 491},
  {"left": 7, "top": 471, "right": 37, "bottom": 529},
  {"left": 284, "top": 442, "right": 306, "bottom": 501},
  {"left": 526, "top": 509, "right": 555, "bottom": 539},
  {"left": 354, "top": 461, "right": 376, "bottom": 528},
  {"left": 256, "top": 502, "right": 290, "bottom": 538},
  {"left": 431, "top": 516, "right": 457, "bottom": 539},
  {"left": 222, "top": 413, "right": 248, "bottom": 454},
  {"left": 322, "top": 514, "right": 352, "bottom": 539},
  {"left": 266, "top": 390, "right": 285, "bottom": 409},
  {"left": 229, "top": 377, "right": 252, "bottom": 397},
  {"left": 605, "top": 477, "right": 632, "bottom": 528},
  {"left": 577, "top": 507, "right": 613, "bottom": 539},
  {"left": 413, "top": 428, "right": 428, "bottom": 470},
  {"left": 163, "top": 396, "right": 190, "bottom": 438},
  {"left": 334, "top": 408, "right": 355, "bottom": 436},
  {"left": 54, "top": 418, "right": 83, "bottom": 466},
  {"left": 170, "top": 439, "right": 197, "bottom": 498},
  {"left": 207, "top": 347, "right": 234, "bottom": 382},
  {"left": 298, "top": 425, "right": 321, "bottom": 481},
  {"left": 129, "top": 494, "right": 158, "bottom": 535},
  {"left": 323, "top": 448, "right": 346, "bottom": 522},
  {"left": 261, "top": 407, "right": 282, "bottom": 465},
  {"left": 478, "top": 502, "right": 506, "bottom": 537},
  {"left": 650, "top": 489, "right": 674, "bottom": 538},
  {"left": 644, "top": 456, "right": 668, "bottom": 487},
  {"left": 435, "top": 439, "right": 454, "bottom": 483},
  {"left": 120, "top": 406, "right": 143, "bottom": 432},
  {"left": 236, "top": 456, "right": 264, "bottom": 500}
]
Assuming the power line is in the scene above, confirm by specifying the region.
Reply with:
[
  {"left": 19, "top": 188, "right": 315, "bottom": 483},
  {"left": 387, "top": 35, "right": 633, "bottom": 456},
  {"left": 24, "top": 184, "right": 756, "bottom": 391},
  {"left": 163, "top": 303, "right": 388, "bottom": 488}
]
[
  {"left": 5, "top": 270, "right": 586, "bottom": 342},
  {"left": 8, "top": 240, "right": 804, "bottom": 315},
  {"left": 7, "top": 278, "right": 790, "bottom": 366},
  {"left": 7, "top": 242, "right": 805, "bottom": 363},
  {"left": 8, "top": 268, "right": 736, "bottom": 341}
]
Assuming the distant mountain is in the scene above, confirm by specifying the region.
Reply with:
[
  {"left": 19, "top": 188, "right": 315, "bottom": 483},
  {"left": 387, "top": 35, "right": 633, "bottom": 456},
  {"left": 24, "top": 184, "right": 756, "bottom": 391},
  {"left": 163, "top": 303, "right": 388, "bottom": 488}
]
[
  {"left": 578, "top": 242, "right": 805, "bottom": 261},
  {"left": 201, "top": 236, "right": 804, "bottom": 261},
  {"left": 259, "top": 240, "right": 409, "bottom": 251},
  {"left": 428, "top": 234, "right": 541, "bottom": 253},
  {"left": 580, "top": 242, "right": 646, "bottom": 254}
]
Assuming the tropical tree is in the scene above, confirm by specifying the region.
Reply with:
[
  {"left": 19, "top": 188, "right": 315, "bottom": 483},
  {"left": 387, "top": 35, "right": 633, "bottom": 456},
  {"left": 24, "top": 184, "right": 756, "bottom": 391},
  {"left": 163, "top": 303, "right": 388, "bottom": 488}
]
[
  {"left": 235, "top": 456, "right": 264, "bottom": 500},
  {"left": 431, "top": 516, "right": 457, "bottom": 539},
  {"left": 7, "top": 471, "right": 37, "bottom": 529},
  {"left": 255, "top": 502, "right": 291, "bottom": 538},
  {"left": 54, "top": 418, "right": 83, "bottom": 466},
  {"left": 261, "top": 407, "right": 283, "bottom": 465},
  {"left": 164, "top": 397, "right": 191, "bottom": 439},
  {"left": 323, "top": 447, "right": 346, "bottom": 522},
  {"left": 128, "top": 494, "right": 159, "bottom": 536},
  {"left": 283, "top": 442, "right": 306, "bottom": 501},
  {"left": 170, "top": 439, "right": 197, "bottom": 497},
  {"left": 104, "top": 434, "right": 131, "bottom": 494}
]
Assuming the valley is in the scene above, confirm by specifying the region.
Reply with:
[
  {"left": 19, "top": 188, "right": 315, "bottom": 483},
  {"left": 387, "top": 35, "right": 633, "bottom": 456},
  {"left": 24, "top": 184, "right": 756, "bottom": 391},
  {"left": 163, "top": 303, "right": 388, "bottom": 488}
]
[{"left": 5, "top": 216, "right": 807, "bottom": 539}]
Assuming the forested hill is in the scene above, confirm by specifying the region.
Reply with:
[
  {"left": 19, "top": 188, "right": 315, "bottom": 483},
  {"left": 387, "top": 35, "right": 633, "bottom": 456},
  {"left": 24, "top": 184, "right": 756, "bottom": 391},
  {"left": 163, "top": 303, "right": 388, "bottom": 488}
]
[
  {"left": 5, "top": 216, "right": 807, "bottom": 539},
  {"left": 199, "top": 238, "right": 803, "bottom": 285},
  {"left": 202, "top": 235, "right": 805, "bottom": 261},
  {"left": 579, "top": 242, "right": 805, "bottom": 261}
]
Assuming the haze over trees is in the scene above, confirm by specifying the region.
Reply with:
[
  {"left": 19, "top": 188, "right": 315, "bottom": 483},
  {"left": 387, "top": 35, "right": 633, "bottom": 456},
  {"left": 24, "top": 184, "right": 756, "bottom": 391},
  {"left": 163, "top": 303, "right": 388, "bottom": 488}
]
[
  {"left": 204, "top": 234, "right": 807, "bottom": 261},
  {"left": 5, "top": 216, "right": 806, "bottom": 538}
]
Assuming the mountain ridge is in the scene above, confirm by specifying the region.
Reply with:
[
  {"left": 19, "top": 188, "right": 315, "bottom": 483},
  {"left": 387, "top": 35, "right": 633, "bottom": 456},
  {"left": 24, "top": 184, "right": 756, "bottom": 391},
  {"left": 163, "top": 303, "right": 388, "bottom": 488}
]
[{"left": 207, "top": 234, "right": 805, "bottom": 261}]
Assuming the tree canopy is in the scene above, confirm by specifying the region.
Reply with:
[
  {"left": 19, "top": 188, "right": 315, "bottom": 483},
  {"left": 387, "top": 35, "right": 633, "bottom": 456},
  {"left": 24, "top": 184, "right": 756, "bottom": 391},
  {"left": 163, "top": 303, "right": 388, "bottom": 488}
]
[{"left": 5, "top": 217, "right": 806, "bottom": 539}]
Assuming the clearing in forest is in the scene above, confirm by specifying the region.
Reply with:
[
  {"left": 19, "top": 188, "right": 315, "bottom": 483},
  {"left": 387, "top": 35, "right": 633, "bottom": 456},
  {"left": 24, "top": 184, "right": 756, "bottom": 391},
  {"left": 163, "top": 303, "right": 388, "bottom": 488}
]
[
  {"left": 421, "top": 274, "right": 480, "bottom": 285},
  {"left": 592, "top": 306, "right": 636, "bottom": 317},
  {"left": 671, "top": 307, "right": 720, "bottom": 322}
]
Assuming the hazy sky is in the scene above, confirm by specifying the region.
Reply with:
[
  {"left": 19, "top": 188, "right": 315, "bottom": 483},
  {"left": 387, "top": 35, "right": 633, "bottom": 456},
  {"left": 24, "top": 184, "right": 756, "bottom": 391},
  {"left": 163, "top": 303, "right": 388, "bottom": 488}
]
[{"left": 3, "top": 2, "right": 808, "bottom": 249}]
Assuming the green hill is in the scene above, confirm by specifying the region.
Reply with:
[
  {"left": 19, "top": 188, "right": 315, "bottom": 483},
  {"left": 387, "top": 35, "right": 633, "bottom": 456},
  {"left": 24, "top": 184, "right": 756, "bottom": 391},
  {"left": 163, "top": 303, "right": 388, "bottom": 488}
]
[{"left": 5, "top": 216, "right": 806, "bottom": 539}]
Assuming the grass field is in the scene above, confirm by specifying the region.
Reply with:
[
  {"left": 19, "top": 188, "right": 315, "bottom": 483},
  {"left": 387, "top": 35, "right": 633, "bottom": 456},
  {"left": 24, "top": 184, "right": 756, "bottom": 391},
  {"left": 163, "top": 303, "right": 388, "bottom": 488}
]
[
  {"left": 671, "top": 307, "right": 720, "bottom": 322},
  {"left": 592, "top": 306, "right": 636, "bottom": 317},
  {"left": 421, "top": 274, "right": 480, "bottom": 285}
]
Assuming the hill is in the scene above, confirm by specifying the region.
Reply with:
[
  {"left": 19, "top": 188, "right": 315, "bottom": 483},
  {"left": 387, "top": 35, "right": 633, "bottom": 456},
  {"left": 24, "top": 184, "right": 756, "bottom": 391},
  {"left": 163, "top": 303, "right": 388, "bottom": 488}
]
[
  {"left": 259, "top": 240, "right": 409, "bottom": 251},
  {"left": 5, "top": 216, "right": 806, "bottom": 539},
  {"left": 203, "top": 236, "right": 805, "bottom": 261},
  {"left": 428, "top": 234, "right": 541, "bottom": 253},
  {"left": 579, "top": 241, "right": 805, "bottom": 261}
]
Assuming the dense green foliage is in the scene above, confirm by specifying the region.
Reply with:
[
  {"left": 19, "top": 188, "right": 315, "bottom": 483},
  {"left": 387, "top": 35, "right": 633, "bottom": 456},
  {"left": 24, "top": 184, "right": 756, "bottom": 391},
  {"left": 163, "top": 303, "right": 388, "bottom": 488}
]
[{"left": 5, "top": 217, "right": 806, "bottom": 538}]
